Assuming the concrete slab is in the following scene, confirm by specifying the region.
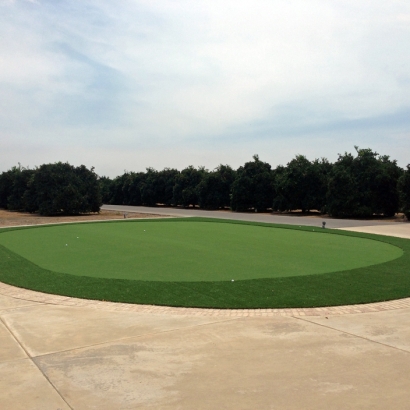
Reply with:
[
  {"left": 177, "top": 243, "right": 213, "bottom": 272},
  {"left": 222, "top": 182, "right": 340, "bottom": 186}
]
[
  {"left": 1, "top": 304, "right": 235, "bottom": 357},
  {"left": 0, "top": 294, "right": 43, "bottom": 312},
  {"left": 0, "top": 359, "right": 71, "bottom": 410},
  {"left": 34, "top": 316, "right": 410, "bottom": 410},
  {"left": 302, "top": 308, "right": 410, "bottom": 353},
  {"left": 340, "top": 223, "right": 410, "bottom": 239},
  {"left": 0, "top": 321, "right": 27, "bottom": 363}
]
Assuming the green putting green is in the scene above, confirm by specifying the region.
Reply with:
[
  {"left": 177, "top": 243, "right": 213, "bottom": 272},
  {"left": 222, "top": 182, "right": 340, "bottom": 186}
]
[
  {"left": 0, "top": 218, "right": 409, "bottom": 309},
  {"left": 0, "top": 220, "right": 402, "bottom": 281}
]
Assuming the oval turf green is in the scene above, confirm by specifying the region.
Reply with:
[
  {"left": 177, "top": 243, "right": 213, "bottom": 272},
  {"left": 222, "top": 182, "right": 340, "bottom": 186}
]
[{"left": 0, "top": 220, "right": 402, "bottom": 282}]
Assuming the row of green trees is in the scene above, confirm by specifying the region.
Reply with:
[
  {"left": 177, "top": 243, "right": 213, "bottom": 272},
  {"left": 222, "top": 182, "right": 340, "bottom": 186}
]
[
  {"left": 1, "top": 147, "right": 409, "bottom": 218},
  {"left": 0, "top": 163, "right": 101, "bottom": 215},
  {"left": 100, "top": 147, "right": 410, "bottom": 219}
]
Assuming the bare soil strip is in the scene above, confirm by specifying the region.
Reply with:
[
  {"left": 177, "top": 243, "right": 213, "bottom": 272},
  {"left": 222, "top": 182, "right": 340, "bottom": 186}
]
[{"left": 0, "top": 209, "right": 167, "bottom": 228}]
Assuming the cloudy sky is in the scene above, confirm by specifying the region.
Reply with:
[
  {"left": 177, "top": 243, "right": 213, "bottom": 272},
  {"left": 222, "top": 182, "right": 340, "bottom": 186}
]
[{"left": 1, "top": 0, "right": 409, "bottom": 177}]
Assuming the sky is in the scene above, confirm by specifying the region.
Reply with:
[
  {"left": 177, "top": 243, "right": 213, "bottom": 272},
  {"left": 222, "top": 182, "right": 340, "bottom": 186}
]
[{"left": 1, "top": 0, "right": 410, "bottom": 178}]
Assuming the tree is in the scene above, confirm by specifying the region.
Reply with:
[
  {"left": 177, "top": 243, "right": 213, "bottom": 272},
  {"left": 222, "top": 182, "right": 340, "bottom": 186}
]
[
  {"left": 173, "top": 166, "right": 207, "bottom": 207},
  {"left": 74, "top": 165, "right": 101, "bottom": 213},
  {"left": 124, "top": 172, "right": 145, "bottom": 205},
  {"left": 99, "top": 176, "right": 112, "bottom": 204},
  {"left": 372, "top": 156, "right": 402, "bottom": 217},
  {"left": 158, "top": 168, "right": 179, "bottom": 206},
  {"left": 7, "top": 167, "right": 36, "bottom": 211},
  {"left": 31, "top": 162, "right": 101, "bottom": 215},
  {"left": 107, "top": 172, "right": 144, "bottom": 206},
  {"left": 140, "top": 168, "right": 179, "bottom": 206},
  {"left": 0, "top": 168, "right": 17, "bottom": 209},
  {"left": 140, "top": 169, "right": 157, "bottom": 206},
  {"left": 273, "top": 156, "right": 331, "bottom": 213},
  {"left": 106, "top": 174, "right": 128, "bottom": 205},
  {"left": 0, "top": 165, "right": 37, "bottom": 212},
  {"left": 22, "top": 174, "right": 38, "bottom": 213},
  {"left": 326, "top": 159, "right": 358, "bottom": 218},
  {"left": 197, "top": 165, "right": 236, "bottom": 209},
  {"left": 327, "top": 148, "right": 401, "bottom": 218},
  {"left": 231, "top": 155, "right": 274, "bottom": 212},
  {"left": 398, "top": 165, "right": 410, "bottom": 220}
]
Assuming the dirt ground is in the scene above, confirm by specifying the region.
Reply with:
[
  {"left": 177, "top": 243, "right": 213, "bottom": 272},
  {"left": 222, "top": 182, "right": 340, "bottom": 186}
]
[{"left": 0, "top": 209, "right": 166, "bottom": 228}]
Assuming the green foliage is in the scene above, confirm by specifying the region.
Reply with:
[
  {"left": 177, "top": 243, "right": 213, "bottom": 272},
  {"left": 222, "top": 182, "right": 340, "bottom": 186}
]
[
  {"left": 124, "top": 172, "right": 145, "bottom": 205},
  {"left": 373, "top": 155, "right": 402, "bottom": 217},
  {"left": 106, "top": 172, "right": 145, "bottom": 205},
  {"left": 231, "top": 155, "right": 273, "bottom": 211},
  {"left": 273, "top": 156, "right": 331, "bottom": 212},
  {"left": 326, "top": 162, "right": 357, "bottom": 217},
  {"left": 7, "top": 168, "right": 36, "bottom": 211},
  {"left": 1, "top": 146, "right": 404, "bottom": 219},
  {"left": 327, "top": 148, "right": 401, "bottom": 218},
  {"left": 107, "top": 174, "right": 127, "bottom": 205},
  {"left": 140, "top": 168, "right": 157, "bottom": 206},
  {"left": 398, "top": 165, "right": 410, "bottom": 219},
  {"left": 98, "top": 176, "right": 112, "bottom": 204},
  {"left": 22, "top": 175, "right": 38, "bottom": 213},
  {"left": 0, "top": 165, "right": 31, "bottom": 210},
  {"left": 0, "top": 163, "right": 102, "bottom": 215},
  {"left": 32, "top": 163, "right": 101, "bottom": 215},
  {"left": 86, "top": 147, "right": 403, "bottom": 218},
  {"left": 173, "top": 166, "right": 207, "bottom": 207},
  {"left": 0, "top": 168, "right": 17, "bottom": 209},
  {"left": 197, "top": 165, "right": 236, "bottom": 209},
  {"left": 141, "top": 168, "right": 179, "bottom": 206}
]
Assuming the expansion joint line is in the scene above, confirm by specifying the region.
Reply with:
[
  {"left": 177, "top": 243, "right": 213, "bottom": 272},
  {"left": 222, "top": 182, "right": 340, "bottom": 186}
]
[
  {"left": 0, "top": 315, "right": 74, "bottom": 410},
  {"left": 293, "top": 316, "right": 410, "bottom": 355}
]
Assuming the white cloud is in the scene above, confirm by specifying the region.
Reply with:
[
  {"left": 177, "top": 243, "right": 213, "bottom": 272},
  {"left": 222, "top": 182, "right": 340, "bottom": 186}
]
[{"left": 0, "top": 0, "right": 409, "bottom": 175}]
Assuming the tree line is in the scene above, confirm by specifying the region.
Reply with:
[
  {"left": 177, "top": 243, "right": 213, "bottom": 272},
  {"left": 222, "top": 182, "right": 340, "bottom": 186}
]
[
  {"left": 101, "top": 147, "right": 410, "bottom": 219},
  {"left": 1, "top": 147, "right": 410, "bottom": 218},
  {"left": 0, "top": 163, "right": 101, "bottom": 215}
]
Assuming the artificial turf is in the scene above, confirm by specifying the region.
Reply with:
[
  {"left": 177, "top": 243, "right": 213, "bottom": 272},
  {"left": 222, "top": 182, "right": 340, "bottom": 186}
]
[
  {"left": 0, "top": 217, "right": 409, "bottom": 308},
  {"left": 0, "top": 220, "right": 401, "bottom": 281}
]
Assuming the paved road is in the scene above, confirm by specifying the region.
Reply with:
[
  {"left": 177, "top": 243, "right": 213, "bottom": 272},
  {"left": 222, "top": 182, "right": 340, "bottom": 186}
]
[{"left": 102, "top": 204, "right": 401, "bottom": 228}]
